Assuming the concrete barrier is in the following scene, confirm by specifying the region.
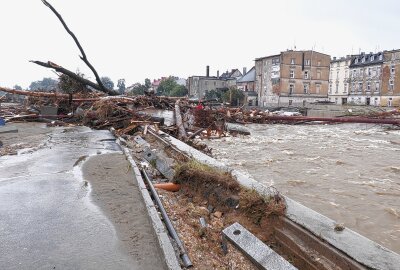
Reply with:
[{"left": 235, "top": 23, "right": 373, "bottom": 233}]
[{"left": 120, "top": 145, "right": 182, "bottom": 270}]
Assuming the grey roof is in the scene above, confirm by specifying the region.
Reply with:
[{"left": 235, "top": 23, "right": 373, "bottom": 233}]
[
  {"left": 237, "top": 66, "right": 255, "bottom": 83},
  {"left": 350, "top": 52, "right": 384, "bottom": 68}
]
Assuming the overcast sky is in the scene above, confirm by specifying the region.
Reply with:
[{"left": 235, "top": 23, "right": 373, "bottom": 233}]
[{"left": 1, "top": 0, "right": 399, "bottom": 89}]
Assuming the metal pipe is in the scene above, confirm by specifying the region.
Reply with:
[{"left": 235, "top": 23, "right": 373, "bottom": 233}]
[{"left": 141, "top": 169, "right": 193, "bottom": 268}]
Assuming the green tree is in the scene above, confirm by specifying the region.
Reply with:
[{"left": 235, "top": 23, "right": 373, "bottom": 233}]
[
  {"left": 169, "top": 84, "right": 188, "bottom": 97},
  {"left": 157, "top": 77, "right": 188, "bottom": 97},
  {"left": 222, "top": 86, "right": 244, "bottom": 106},
  {"left": 14, "top": 85, "right": 22, "bottom": 90},
  {"left": 204, "top": 89, "right": 223, "bottom": 101},
  {"left": 29, "top": 78, "right": 58, "bottom": 92},
  {"left": 58, "top": 72, "right": 87, "bottom": 94},
  {"left": 144, "top": 78, "right": 151, "bottom": 90},
  {"left": 117, "top": 79, "right": 126, "bottom": 94},
  {"left": 100, "top": 77, "right": 114, "bottom": 90}
]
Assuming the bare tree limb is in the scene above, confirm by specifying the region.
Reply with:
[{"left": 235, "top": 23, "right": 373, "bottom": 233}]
[
  {"left": 41, "top": 0, "right": 111, "bottom": 94},
  {"left": 30, "top": 60, "right": 118, "bottom": 95}
]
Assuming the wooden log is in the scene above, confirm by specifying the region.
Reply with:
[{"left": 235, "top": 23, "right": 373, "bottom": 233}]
[{"left": 175, "top": 99, "right": 187, "bottom": 141}]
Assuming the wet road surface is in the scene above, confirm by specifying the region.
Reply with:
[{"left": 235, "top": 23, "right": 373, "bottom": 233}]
[{"left": 0, "top": 126, "right": 165, "bottom": 270}]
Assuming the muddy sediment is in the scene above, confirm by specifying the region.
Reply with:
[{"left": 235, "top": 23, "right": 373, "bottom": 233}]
[{"left": 83, "top": 153, "right": 166, "bottom": 270}]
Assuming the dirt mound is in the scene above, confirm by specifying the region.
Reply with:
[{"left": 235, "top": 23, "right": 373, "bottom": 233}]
[{"left": 174, "top": 161, "right": 286, "bottom": 224}]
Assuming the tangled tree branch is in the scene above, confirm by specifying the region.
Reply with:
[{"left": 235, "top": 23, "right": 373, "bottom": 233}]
[{"left": 39, "top": 0, "right": 118, "bottom": 95}]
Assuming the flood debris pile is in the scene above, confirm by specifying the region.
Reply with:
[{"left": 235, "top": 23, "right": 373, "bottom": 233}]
[{"left": 0, "top": 86, "right": 185, "bottom": 136}]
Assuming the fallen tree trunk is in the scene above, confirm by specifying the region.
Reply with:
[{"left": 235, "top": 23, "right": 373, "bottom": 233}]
[
  {"left": 0, "top": 87, "right": 69, "bottom": 98},
  {"left": 265, "top": 115, "right": 400, "bottom": 125},
  {"left": 30, "top": 60, "right": 118, "bottom": 95},
  {"left": 175, "top": 99, "right": 187, "bottom": 140}
]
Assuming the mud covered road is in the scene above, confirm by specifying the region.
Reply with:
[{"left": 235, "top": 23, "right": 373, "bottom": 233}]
[{"left": 0, "top": 124, "right": 165, "bottom": 270}]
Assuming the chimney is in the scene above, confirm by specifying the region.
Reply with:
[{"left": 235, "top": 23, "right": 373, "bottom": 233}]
[
  {"left": 243, "top": 67, "right": 247, "bottom": 75},
  {"left": 217, "top": 70, "right": 220, "bottom": 79},
  {"left": 206, "top": 66, "right": 210, "bottom": 77}
]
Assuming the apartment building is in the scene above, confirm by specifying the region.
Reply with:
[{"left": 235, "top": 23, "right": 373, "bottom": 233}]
[
  {"left": 348, "top": 52, "right": 384, "bottom": 106},
  {"left": 255, "top": 50, "right": 330, "bottom": 107},
  {"left": 381, "top": 49, "right": 400, "bottom": 107},
  {"left": 328, "top": 56, "right": 351, "bottom": 105}
]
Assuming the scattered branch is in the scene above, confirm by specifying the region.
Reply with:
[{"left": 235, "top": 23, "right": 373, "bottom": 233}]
[{"left": 40, "top": 0, "right": 115, "bottom": 95}]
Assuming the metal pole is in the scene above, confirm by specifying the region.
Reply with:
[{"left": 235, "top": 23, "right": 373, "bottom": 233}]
[{"left": 141, "top": 169, "right": 193, "bottom": 268}]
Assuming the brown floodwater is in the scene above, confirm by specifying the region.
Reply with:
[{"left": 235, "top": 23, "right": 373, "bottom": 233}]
[{"left": 205, "top": 123, "right": 400, "bottom": 253}]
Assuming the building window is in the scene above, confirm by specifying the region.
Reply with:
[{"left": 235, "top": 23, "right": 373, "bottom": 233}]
[
  {"left": 304, "top": 84, "right": 309, "bottom": 94},
  {"left": 362, "top": 57, "right": 365, "bottom": 63},
  {"left": 317, "top": 60, "right": 321, "bottom": 66},
  {"left": 353, "top": 70, "right": 357, "bottom": 77},
  {"left": 345, "top": 70, "right": 348, "bottom": 79},
  {"left": 388, "top": 98, "right": 393, "bottom": 107},
  {"left": 289, "top": 100, "right": 293, "bottom": 106},
  {"left": 335, "top": 83, "right": 339, "bottom": 93},
  {"left": 367, "top": 81, "right": 371, "bottom": 92},
  {"left": 355, "top": 58, "right": 359, "bottom": 64},
  {"left": 290, "top": 58, "right": 295, "bottom": 65},
  {"left": 379, "top": 54, "right": 383, "bottom": 61},
  {"left": 272, "top": 58, "right": 280, "bottom": 65},
  {"left": 389, "top": 80, "right": 394, "bottom": 91},
  {"left": 304, "top": 70, "right": 309, "bottom": 79},
  {"left": 214, "top": 81, "right": 216, "bottom": 86},
  {"left": 290, "top": 69, "right": 295, "bottom": 78},
  {"left": 358, "top": 82, "right": 363, "bottom": 92},
  {"left": 368, "top": 68, "right": 372, "bottom": 76},
  {"left": 316, "top": 84, "right": 321, "bottom": 93},
  {"left": 344, "top": 83, "right": 348, "bottom": 93},
  {"left": 352, "top": 82, "right": 356, "bottom": 93},
  {"left": 329, "top": 84, "right": 332, "bottom": 93},
  {"left": 374, "top": 98, "right": 378, "bottom": 106},
  {"left": 305, "top": 59, "right": 311, "bottom": 66},
  {"left": 371, "top": 55, "right": 375, "bottom": 61},
  {"left": 391, "top": 65, "right": 395, "bottom": 74},
  {"left": 289, "top": 84, "right": 294, "bottom": 94},
  {"left": 375, "top": 82, "right": 380, "bottom": 92},
  {"left": 335, "top": 97, "right": 338, "bottom": 104},
  {"left": 317, "top": 70, "right": 321, "bottom": 79}
]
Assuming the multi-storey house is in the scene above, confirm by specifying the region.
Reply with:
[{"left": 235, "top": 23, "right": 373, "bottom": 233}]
[
  {"left": 255, "top": 50, "right": 330, "bottom": 107},
  {"left": 348, "top": 52, "right": 384, "bottom": 106},
  {"left": 328, "top": 56, "right": 351, "bottom": 104}
]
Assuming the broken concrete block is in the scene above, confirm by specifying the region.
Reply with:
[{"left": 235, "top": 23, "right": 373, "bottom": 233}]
[{"left": 223, "top": 222, "right": 297, "bottom": 270}]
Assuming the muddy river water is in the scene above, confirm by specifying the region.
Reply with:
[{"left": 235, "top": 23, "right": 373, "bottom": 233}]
[{"left": 205, "top": 123, "right": 400, "bottom": 253}]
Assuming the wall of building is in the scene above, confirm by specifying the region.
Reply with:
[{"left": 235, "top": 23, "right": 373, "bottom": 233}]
[
  {"left": 381, "top": 50, "right": 400, "bottom": 107},
  {"left": 188, "top": 76, "right": 228, "bottom": 99},
  {"left": 328, "top": 58, "right": 351, "bottom": 104},
  {"left": 255, "top": 55, "right": 281, "bottom": 107}
]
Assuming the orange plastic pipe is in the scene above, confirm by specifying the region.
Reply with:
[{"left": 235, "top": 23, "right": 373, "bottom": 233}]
[{"left": 154, "top": 183, "right": 181, "bottom": 192}]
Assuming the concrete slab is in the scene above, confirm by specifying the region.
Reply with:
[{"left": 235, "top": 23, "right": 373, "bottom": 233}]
[{"left": 223, "top": 223, "right": 297, "bottom": 270}]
